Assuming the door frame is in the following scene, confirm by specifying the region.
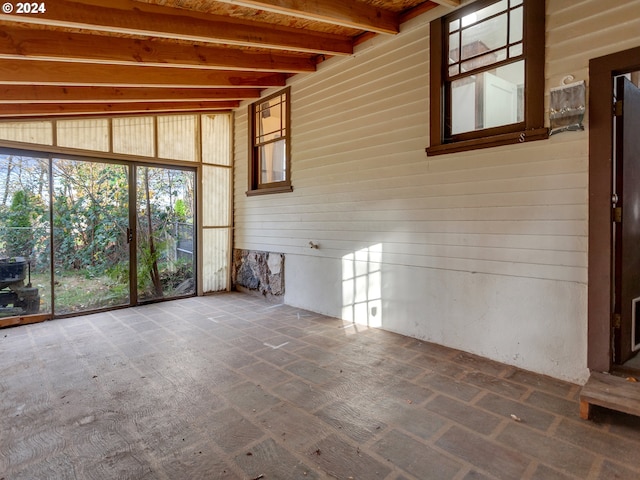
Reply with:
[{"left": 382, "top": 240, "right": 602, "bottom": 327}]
[{"left": 588, "top": 46, "right": 640, "bottom": 372}]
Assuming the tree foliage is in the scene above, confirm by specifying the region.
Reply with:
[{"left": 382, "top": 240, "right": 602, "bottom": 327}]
[
  {"left": 6, "top": 190, "right": 37, "bottom": 257},
  {"left": 1, "top": 156, "right": 49, "bottom": 264},
  {"left": 53, "top": 160, "right": 129, "bottom": 275},
  {"left": 1, "top": 154, "right": 195, "bottom": 301}
]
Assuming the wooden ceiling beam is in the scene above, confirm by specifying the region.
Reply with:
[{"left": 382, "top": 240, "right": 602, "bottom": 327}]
[
  {"left": 0, "top": 0, "right": 353, "bottom": 55},
  {"left": 0, "top": 86, "right": 262, "bottom": 103},
  {"left": 218, "top": 0, "right": 399, "bottom": 34},
  {"left": 0, "top": 25, "right": 317, "bottom": 73},
  {"left": 400, "top": 1, "right": 441, "bottom": 23},
  {"left": 0, "top": 101, "right": 240, "bottom": 118},
  {"left": 429, "top": 0, "right": 460, "bottom": 7},
  {"left": 0, "top": 60, "right": 286, "bottom": 88}
]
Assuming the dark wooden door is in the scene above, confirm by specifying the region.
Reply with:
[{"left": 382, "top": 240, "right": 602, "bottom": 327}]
[{"left": 614, "top": 76, "right": 640, "bottom": 364}]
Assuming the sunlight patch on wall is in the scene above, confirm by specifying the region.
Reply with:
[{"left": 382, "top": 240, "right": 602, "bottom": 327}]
[{"left": 342, "top": 244, "right": 383, "bottom": 328}]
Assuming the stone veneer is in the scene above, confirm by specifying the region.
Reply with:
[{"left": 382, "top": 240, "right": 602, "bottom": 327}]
[{"left": 232, "top": 249, "right": 284, "bottom": 299}]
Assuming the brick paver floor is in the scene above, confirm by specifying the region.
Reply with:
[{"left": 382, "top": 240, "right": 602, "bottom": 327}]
[{"left": 1, "top": 292, "right": 639, "bottom": 479}]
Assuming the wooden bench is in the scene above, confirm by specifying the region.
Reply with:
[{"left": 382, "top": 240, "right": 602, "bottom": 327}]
[{"left": 580, "top": 371, "right": 640, "bottom": 419}]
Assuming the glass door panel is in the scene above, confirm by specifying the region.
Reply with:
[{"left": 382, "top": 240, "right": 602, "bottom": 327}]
[
  {"left": 0, "top": 154, "right": 51, "bottom": 318},
  {"left": 52, "top": 159, "right": 130, "bottom": 315},
  {"left": 136, "top": 166, "right": 195, "bottom": 302}
]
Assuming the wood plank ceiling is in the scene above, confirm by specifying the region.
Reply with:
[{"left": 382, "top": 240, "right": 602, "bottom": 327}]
[{"left": 0, "top": 0, "right": 458, "bottom": 118}]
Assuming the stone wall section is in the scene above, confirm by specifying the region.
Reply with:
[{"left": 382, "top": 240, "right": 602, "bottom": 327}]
[{"left": 232, "top": 249, "right": 284, "bottom": 299}]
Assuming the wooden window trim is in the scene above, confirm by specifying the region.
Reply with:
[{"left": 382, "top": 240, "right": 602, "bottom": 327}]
[
  {"left": 247, "top": 87, "right": 292, "bottom": 195},
  {"left": 426, "top": 0, "right": 547, "bottom": 156}
]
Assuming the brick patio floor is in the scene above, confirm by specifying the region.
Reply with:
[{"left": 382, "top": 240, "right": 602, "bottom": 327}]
[{"left": 1, "top": 292, "right": 640, "bottom": 479}]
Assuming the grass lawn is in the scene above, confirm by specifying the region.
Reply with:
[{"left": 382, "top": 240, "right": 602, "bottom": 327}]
[{"left": 31, "top": 270, "right": 129, "bottom": 315}]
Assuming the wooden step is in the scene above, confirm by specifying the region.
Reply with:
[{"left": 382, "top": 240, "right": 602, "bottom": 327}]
[{"left": 580, "top": 371, "right": 640, "bottom": 419}]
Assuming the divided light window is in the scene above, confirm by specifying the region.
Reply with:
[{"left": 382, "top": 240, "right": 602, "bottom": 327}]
[
  {"left": 247, "top": 87, "right": 292, "bottom": 195},
  {"left": 427, "top": 0, "right": 546, "bottom": 156}
]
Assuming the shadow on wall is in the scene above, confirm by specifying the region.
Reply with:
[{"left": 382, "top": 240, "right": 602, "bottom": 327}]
[{"left": 342, "top": 244, "right": 383, "bottom": 328}]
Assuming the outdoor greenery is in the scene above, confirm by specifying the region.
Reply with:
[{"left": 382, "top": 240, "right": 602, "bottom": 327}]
[
  {"left": 0, "top": 155, "right": 195, "bottom": 314},
  {"left": 6, "top": 189, "right": 45, "bottom": 259}
]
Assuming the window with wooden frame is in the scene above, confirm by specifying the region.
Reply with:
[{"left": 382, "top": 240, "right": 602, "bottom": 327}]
[
  {"left": 247, "top": 87, "right": 292, "bottom": 195},
  {"left": 426, "top": 0, "right": 547, "bottom": 156}
]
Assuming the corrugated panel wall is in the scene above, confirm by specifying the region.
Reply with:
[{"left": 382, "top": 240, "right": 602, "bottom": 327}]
[
  {"left": 0, "top": 121, "right": 53, "bottom": 145},
  {"left": 113, "top": 116, "right": 155, "bottom": 157},
  {"left": 202, "top": 113, "right": 233, "bottom": 292},
  {"left": 57, "top": 118, "right": 110, "bottom": 152},
  {"left": 157, "top": 115, "right": 197, "bottom": 162},
  {"left": 234, "top": 0, "right": 640, "bottom": 285},
  {"left": 202, "top": 114, "right": 232, "bottom": 166},
  {"left": 202, "top": 227, "right": 230, "bottom": 293},
  {"left": 202, "top": 165, "right": 230, "bottom": 228}
]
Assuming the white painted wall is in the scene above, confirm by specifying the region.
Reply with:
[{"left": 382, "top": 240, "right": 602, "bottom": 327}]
[{"left": 233, "top": 0, "right": 640, "bottom": 384}]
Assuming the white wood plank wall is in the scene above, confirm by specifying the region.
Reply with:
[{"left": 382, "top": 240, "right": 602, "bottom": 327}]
[{"left": 233, "top": 0, "right": 640, "bottom": 383}]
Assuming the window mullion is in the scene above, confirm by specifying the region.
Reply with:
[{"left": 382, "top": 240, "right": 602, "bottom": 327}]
[{"left": 448, "top": 55, "right": 524, "bottom": 83}]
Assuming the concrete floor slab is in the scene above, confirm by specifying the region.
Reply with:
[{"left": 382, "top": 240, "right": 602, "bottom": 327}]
[{"left": 1, "top": 292, "right": 639, "bottom": 479}]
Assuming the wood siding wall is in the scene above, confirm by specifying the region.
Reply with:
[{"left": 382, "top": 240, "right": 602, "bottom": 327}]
[{"left": 233, "top": 0, "right": 640, "bottom": 383}]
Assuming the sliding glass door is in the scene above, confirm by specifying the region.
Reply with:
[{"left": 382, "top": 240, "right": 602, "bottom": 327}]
[
  {"left": 136, "top": 165, "right": 195, "bottom": 303},
  {"left": 52, "top": 158, "right": 131, "bottom": 315},
  {"left": 0, "top": 154, "right": 51, "bottom": 320},
  {"left": 1, "top": 149, "right": 198, "bottom": 322}
]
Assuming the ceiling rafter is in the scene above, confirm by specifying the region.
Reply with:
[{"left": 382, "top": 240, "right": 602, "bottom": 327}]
[
  {"left": 428, "top": 0, "right": 460, "bottom": 7},
  {"left": 0, "top": 25, "right": 317, "bottom": 73},
  {"left": 0, "top": 60, "right": 287, "bottom": 88},
  {"left": 216, "top": 0, "right": 400, "bottom": 34},
  {"left": 400, "top": 1, "right": 441, "bottom": 22},
  {"left": 0, "top": 0, "right": 436, "bottom": 118},
  {"left": 0, "top": 0, "right": 354, "bottom": 55},
  {"left": 0, "top": 86, "right": 262, "bottom": 104},
  {"left": 0, "top": 101, "right": 240, "bottom": 118}
]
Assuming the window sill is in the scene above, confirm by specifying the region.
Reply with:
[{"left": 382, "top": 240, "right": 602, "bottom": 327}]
[
  {"left": 246, "top": 184, "right": 293, "bottom": 196},
  {"left": 426, "top": 128, "right": 549, "bottom": 156}
]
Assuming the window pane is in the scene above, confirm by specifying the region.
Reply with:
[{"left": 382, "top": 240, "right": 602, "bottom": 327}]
[
  {"left": 449, "top": 18, "right": 460, "bottom": 32},
  {"left": 450, "top": 60, "right": 524, "bottom": 135},
  {"left": 259, "top": 139, "right": 286, "bottom": 184},
  {"left": 451, "top": 77, "right": 477, "bottom": 135},
  {"left": 509, "top": 6, "right": 523, "bottom": 43},
  {"left": 258, "top": 95, "right": 285, "bottom": 143},
  {"left": 0, "top": 154, "right": 51, "bottom": 316},
  {"left": 509, "top": 43, "right": 523, "bottom": 58},
  {"left": 449, "top": 33, "right": 460, "bottom": 64},
  {"left": 472, "top": 0, "right": 508, "bottom": 23},
  {"left": 461, "top": 13, "right": 508, "bottom": 61}
]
